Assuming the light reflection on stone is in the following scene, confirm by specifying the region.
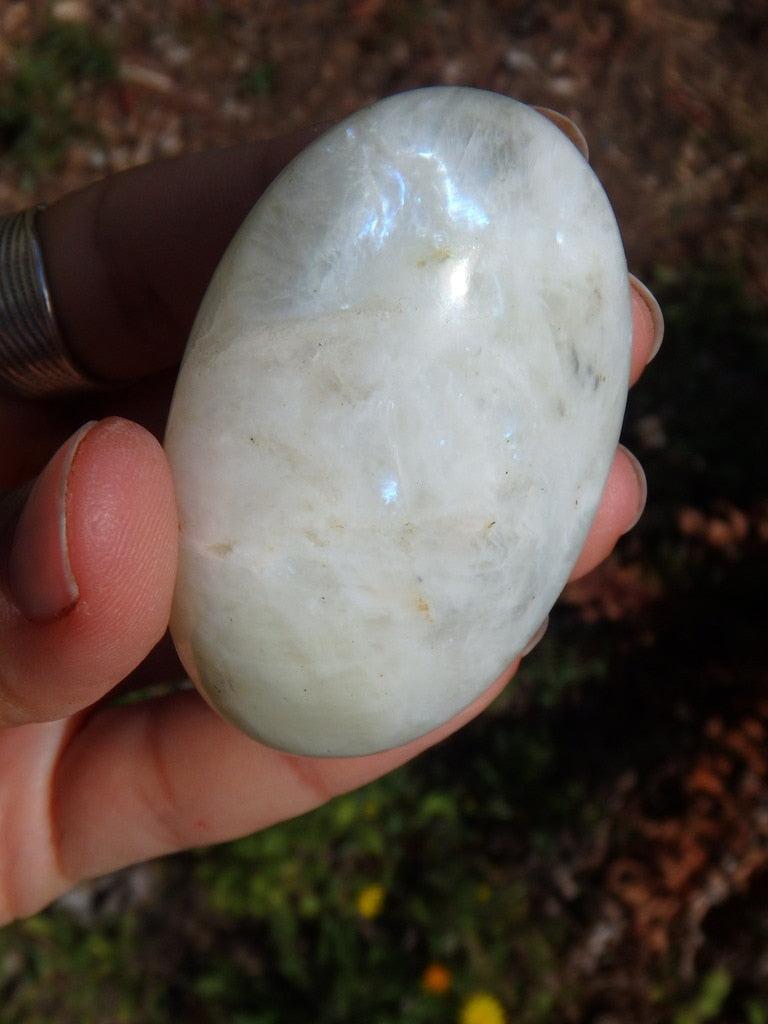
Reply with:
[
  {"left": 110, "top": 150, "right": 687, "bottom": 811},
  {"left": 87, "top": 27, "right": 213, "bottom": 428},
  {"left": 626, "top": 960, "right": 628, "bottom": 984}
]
[
  {"left": 448, "top": 259, "right": 470, "bottom": 302},
  {"left": 416, "top": 149, "right": 490, "bottom": 228},
  {"left": 356, "top": 166, "right": 407, "bottom": 248},
  {"left": 380, "top": 477, "right": 399, "bottom": 505}
]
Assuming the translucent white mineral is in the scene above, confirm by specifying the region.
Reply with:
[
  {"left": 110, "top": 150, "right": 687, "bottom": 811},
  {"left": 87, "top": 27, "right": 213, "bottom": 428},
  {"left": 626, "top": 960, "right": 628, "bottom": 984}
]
[{"left": 165, "top": 87, "right": 632, "bottom": 757}]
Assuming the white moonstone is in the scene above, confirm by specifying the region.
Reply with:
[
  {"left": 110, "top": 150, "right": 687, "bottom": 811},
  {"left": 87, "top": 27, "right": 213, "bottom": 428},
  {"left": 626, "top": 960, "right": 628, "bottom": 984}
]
[{"left": 165, "top": 87, "right": 632, "bottom": 757}]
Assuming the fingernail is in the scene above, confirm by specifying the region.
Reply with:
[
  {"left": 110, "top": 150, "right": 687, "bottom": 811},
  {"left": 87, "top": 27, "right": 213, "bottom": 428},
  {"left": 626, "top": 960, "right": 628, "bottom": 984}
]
[
  {"left": 618, "top": 443, "right": 648, "bottom": 532},
  {"left": 521, "top": 616, "right": 549, "bottom": 656},
  {"left": 534, "top": 107, "right": 589, "bottom": 160},
  {"left": 629, "top": 274, "right": 665, "bottom": 363},
  {"left": 9, "top": 421, "right": 98, "bottom": 621}
]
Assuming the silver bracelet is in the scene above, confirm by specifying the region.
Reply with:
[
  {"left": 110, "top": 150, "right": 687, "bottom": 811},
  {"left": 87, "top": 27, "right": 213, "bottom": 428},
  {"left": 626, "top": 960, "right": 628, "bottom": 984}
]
[{"left": 0, "top": 206, "right": 99, "bottom": 398}]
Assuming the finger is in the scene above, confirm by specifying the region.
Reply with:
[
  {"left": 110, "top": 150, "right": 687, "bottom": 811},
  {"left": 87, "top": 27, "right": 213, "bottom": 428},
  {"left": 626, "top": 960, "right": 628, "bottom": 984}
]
[
  {"left": 535, "top": 107, "right": 589, "bottom": 159},
  {"left": 37, "top": 123, "right": 660, "bottom": 391},
  {"left": 568, "top": 444, "right": 647, "bottom": 582},
  {"left": 528, "top": 107, "right": 663, "bottom": 386},
  {"left": 37, "top": 127, "right": 327, "bottom": 384},
  {"left": 0, "top": 417, "right": 177, "bottom": 725},
  {"left": 48, "top": 659, "right": 517, "bottom": 892},
  {"left": 629, "top": 274, "right": 664, "bottom": 384}
]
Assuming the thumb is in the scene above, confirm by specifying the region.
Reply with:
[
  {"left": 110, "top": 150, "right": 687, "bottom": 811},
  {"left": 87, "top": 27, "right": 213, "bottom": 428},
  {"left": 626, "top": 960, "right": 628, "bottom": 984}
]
[{"left": 1, "top": 417, "right": 178, "bottom": 725}]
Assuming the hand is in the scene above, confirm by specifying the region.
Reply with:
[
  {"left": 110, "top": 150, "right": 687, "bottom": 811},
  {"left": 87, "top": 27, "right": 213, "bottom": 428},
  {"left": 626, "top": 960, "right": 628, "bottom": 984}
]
[{"left": 0, "top": 120, "right": 661, "bottom": 924}]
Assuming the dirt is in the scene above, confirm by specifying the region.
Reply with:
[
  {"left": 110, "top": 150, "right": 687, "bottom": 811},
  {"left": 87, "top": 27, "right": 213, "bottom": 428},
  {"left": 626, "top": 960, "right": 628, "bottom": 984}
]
[{"left": 1, "top": 0, "right": 767, "bottom": 298}]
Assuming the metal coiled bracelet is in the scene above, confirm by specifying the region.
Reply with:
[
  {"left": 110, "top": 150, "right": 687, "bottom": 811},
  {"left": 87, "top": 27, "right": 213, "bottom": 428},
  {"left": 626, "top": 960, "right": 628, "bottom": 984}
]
[{"left": 0, "top": 206, "right": 97, "bottom": 398}]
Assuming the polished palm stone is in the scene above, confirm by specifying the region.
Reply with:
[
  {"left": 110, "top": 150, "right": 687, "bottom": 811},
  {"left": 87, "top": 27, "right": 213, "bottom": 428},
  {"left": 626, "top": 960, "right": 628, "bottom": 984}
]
[{"left": 165, "top": 87, "right": 632, "bottom": 757}]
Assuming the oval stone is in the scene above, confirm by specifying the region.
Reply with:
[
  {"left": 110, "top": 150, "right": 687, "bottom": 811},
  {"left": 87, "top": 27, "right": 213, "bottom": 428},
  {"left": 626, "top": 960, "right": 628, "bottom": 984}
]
[{"left": 165, "top": 87, "right": 632, "bottom": 757}]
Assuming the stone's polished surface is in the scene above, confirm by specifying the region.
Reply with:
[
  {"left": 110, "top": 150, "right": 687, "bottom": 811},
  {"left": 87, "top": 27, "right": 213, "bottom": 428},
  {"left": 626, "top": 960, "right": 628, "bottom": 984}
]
[{"left": 165, "top": 87, "right": 632, "bottom": 757}]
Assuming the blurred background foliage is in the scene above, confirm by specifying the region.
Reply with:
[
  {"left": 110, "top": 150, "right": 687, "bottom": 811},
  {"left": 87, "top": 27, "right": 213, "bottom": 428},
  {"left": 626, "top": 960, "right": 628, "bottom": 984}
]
[
  {"left": 0, "top": 20, "right": 115, "bottom": 175},
  {"left": 1, "top": 1, "right": 767, "bottom": 1022}
]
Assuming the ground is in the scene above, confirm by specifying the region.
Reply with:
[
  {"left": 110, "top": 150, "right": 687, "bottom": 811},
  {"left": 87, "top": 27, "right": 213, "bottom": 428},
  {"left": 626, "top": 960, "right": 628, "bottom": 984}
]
[{"left": 1, "top": 2, "right": 767, "bottom": 1022}]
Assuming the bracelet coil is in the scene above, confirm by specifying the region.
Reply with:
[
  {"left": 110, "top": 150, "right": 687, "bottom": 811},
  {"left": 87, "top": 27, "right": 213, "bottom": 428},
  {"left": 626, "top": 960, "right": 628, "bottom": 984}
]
[{"left": 0, "top": 206, "right": 98, "bottom": 398}]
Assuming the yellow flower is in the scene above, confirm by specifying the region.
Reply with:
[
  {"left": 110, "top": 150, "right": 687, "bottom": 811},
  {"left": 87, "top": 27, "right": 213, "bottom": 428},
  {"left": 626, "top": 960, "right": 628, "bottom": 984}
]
[
  {"left": 355, "top": 883, "right": 385, "bottom": 919},
  {"left": 422, "top": 962, "right": 452, "bottom": 994},
  {"left": 460, "top": 992, "right": 506, "bottom": 1024}
]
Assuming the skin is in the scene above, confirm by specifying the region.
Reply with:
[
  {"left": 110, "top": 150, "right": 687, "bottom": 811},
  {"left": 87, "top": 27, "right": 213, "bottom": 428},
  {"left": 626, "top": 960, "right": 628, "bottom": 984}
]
[{"left": 0, "top": 118, "right": 659, "bottom": 924}]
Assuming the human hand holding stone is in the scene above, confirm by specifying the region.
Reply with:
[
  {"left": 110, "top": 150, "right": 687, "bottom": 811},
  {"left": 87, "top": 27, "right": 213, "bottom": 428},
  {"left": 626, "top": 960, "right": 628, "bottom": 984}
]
[{"left": 0, "top": 114, "right": 662, "bottom": 922}]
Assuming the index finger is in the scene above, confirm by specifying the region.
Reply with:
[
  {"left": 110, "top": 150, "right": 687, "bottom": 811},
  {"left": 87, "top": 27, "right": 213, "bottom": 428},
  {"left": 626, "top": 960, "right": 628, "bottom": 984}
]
[
  {"left": 37, "top": 127, "right": 326, "bottom": 384},
  {"left": 37, "top": 123, "right": 661, "bottom": 391}
]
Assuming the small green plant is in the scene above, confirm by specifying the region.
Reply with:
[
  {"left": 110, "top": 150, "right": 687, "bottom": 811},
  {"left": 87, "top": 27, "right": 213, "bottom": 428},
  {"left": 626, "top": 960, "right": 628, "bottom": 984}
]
[
  {"left": 673, "top": 968, "right": 732, "bottom": 1024},
  {"left": 0, "top": 21, "right": 115, "bottom": 176}
]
